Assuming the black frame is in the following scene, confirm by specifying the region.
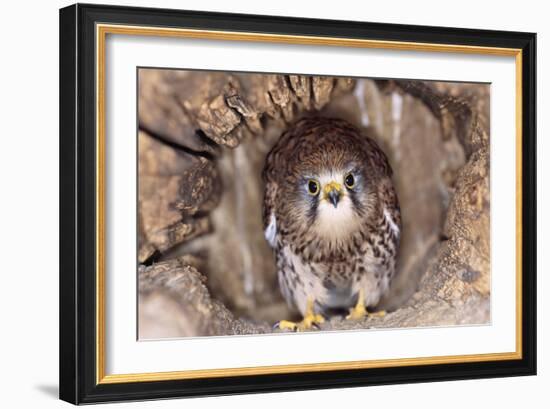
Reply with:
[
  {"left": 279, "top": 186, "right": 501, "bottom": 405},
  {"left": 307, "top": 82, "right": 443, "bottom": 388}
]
[{"left": 59, "top": 3, "right": 537, "bottom": 404}]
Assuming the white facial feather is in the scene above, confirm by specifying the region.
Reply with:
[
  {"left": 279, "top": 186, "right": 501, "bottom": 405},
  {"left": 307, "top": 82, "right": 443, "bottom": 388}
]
[
  {"left": 315, "top": 196, "right": 357, "bottom": 240},
  {"left": 264, "top": 213, "right": 277, "bottom": 248},
  {"left": 317, "top": 172, "right": 341, "bottom": 187},
  {"left": 313, "top": 171, "right": 360, "bottom": 241}
]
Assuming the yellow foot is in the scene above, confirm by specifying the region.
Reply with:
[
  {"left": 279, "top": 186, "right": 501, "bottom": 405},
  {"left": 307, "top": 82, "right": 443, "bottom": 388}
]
[
  {"left": 346, "top": 289, "right": 367, "bottom": 320},
  {"left": 346, "top": 307, "right": 387, "bottom": 320},
  {"left": 346, "top": 303, "right": 367, "bottom": 320},
  {"left": 276, "top": 299, "right": 325, "bottom": 332},
  {"left": 369, "top": 310, "right": 387, "bottom": 318},
  {"left": 345, "top": 290, "right": 387, "bottom": 320}
]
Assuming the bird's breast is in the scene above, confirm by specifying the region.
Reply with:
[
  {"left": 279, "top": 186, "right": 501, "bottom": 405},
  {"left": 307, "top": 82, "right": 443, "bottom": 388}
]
[{"left": 277, "top": 245, "right": 362, "bottom": 316}]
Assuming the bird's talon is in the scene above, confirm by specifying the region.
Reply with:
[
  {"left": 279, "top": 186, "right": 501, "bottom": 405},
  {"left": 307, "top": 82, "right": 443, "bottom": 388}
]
[
  {"left": 309, "top": 314, "right": 324, "bottom": 330},
  {"left": 370, "top": 310, "right": 386, "bottom": 318},
  {"left": 275, "top": 301, "right": 325, "bottom": 332},
  {"left": 275, "top": 320, "right": 299, "bottom": 331}
]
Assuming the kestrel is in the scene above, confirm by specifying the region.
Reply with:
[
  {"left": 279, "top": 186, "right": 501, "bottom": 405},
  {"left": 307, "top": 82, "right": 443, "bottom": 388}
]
[{"left": 262, "top": 117, "right": 401, "bottom": 331}]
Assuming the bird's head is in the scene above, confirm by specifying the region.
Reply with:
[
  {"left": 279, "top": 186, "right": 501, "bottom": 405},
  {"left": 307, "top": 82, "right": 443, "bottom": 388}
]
[{"left": 268, "top": 118, "right": 390, "bottom": 245}]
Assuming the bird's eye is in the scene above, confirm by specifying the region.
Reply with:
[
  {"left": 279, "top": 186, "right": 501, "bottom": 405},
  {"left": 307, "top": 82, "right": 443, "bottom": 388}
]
[
  {"left": 307, "top": 179, "right": 320, "bottom": 196},
  {"left": 344, "top": 173, "right": 355, "bottom": 189}
]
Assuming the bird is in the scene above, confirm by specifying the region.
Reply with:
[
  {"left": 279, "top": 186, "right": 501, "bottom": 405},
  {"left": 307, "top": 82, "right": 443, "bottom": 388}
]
[{"left": 262, "top": 117, "right": 401, "bottom": 331}]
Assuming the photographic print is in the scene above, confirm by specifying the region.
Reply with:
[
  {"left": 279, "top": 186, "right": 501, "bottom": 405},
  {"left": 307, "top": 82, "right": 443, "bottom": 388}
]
[
  {"left": 137, "top": 69, "right": 490, "bottom": 339},
  {"left": 60, "top": 4, "right": 535, "bottom": 403}
]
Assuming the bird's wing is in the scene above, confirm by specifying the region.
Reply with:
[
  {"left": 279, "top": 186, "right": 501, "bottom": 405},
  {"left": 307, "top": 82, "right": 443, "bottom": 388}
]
[
  {"left": 262, "top": 154, "right": 279, "bottom": 248},
  {"left": 379, "top": 177, "right": 402, "bottom": 237},
  {"left": 263, "top": 181, "right": 278, "bottom": 248}
]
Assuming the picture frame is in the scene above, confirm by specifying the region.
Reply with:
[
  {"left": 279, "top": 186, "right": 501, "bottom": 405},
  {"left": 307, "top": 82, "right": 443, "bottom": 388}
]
[{"left": 59, "top": 3, "right": 536, "bottom": 404}]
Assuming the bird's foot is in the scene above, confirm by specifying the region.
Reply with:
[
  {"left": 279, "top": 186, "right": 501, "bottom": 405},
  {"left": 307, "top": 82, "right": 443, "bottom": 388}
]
[
  {"left": 345, "top": 289, "right": 387, "bottom": 320},
  {"left": 346, "top": 288, "right": 367, "bottom": 320},
  {"left": 346, "top": 303, "right": 367, "bottom": 320},
  {"left": 369, "top": 310, "right": 387, "bottom": 318},
  {"left": 346, "top": 307, "right": 387, "bottom": 320},
  {"left": 275, "top": 299, "right": 325, "bottom": 332},
  {"left": 276, "top": 314, "right": 325, "bottom": 332}
]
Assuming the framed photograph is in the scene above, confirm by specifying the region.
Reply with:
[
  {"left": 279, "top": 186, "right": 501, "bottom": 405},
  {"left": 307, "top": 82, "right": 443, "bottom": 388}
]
[{"left": 59, "top": 3, "right": 536, "bottom": 404}]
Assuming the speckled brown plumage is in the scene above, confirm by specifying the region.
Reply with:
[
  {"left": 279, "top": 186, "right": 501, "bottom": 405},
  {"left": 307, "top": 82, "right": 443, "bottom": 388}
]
[{"left": 262, "top": 117, "right": 401, "bottom": 318}]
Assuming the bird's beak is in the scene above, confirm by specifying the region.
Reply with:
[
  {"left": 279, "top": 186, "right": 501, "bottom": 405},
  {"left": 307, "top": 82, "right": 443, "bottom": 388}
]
[{"left": 323, "top": 181, "right": 343, "bottom": 208}]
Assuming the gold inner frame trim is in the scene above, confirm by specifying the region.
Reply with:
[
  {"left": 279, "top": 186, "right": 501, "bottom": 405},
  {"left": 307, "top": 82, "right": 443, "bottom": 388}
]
[{"left": 95, "top": 23, "right": 523, "bottom": 385}]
